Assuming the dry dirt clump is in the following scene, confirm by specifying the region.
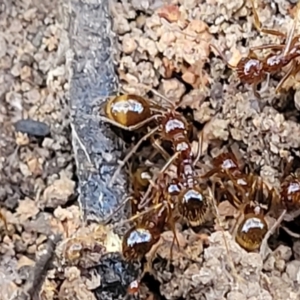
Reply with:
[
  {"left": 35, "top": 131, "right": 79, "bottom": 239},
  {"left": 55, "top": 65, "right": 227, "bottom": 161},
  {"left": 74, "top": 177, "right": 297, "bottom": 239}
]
[{"left": 150, "top": 230, "right": 300, "bottom": 300}]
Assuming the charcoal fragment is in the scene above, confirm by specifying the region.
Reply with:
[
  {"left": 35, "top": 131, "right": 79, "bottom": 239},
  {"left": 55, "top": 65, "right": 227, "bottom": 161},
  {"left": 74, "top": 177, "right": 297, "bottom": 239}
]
[{"left": 14, "top": 119, "right": 50, "bottom": 137}]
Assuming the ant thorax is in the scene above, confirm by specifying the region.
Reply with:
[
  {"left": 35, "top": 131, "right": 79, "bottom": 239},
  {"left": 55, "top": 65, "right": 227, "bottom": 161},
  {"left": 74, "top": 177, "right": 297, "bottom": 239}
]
[
  {"left": 266, "top": 55, "right": 281, "bottom": 67},
  {"left": 168, "top": 181, "right": 181, "bottom": 196},
  {"left": 175, "top": 140, "right": 192, "bottom": 158},
  {"left": 221, "top": 158, "right": 238, "bottom": 170},
  {"left": 179, "top": 160, "right": 194, "bottom": 185}
]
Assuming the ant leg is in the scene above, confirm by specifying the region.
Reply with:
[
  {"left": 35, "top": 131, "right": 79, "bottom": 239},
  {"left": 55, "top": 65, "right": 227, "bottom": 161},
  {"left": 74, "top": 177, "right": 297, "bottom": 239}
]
[
  {"left": 208, "top": 185, "right": 246, "bottom": 284},
  {"left": 260, "top": 73, "right": 271, "bottom": 94},
  {"left": 281, "top": 157, "right": 294, "bottom": 181},
  {"left": 138, "top": 152, "right": 179, "bottom": 210},
  {"left": 150, "top": 136, "right": 171, "bottom": 161},
  {"left": 209, "top": 43, "right": 237, "bottom": 69},
  {"left": 221, "top": 168, "right": 246, "bottom": 197},
  {"left": 111, "top": 202, "right": 164, "bottom": 229},
  {"left": 167, "top": 205, "right": 180, "bottom": 263},
  {"left": 168, "top": 226, "right": 179, "bottom": 266},
  {"left": 249, "top": 44, "right": 285, "bottom": 53},
  {"left": 201, "top": 167, "right": 219, "bottom": 179},
  {"left": 143, "top": 242, "right": 161, "bottom": 276},
  {"left": 103, "top": 196, "right": 133, "bottom": 224},
  {"left": 108, "top": 126, "right": 159, "bottom": 188},
  {"left": 219, "top": 179, "right": 243, "bottom": 210},
  {"left": 281, "top": 225, "right": 300, "bottom": 238},
  {"left": 275, "top": 63, "right": 296, "bottom": 94},
  {"left": 193, "top": 130, "right": 204, "bottom": 166},
  {"left": 94, "top": 114, "right": 159, "bottom": 132},
  {"left": 283, "top": 2, "right": 300, "bottom": 56},
  {"left": 252, "top": 82, "right": 261, "bottom": 99},
  {"left": 250, "top": 0, "right": 286, "bottom": 38},
  {"left": 125, "top": 80, "right": 176, "bottom": 109},
  {"left": 0, "top": 211, "right": 7, "bottom": 231},
  {"left": 259, "top": 209, "right": 286, "bottom": 259}
]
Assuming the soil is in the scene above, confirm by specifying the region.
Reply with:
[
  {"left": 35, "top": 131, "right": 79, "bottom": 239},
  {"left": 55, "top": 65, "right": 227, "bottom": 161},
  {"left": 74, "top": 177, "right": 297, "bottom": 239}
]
[{"left": 1, "top": 0, "right": 300, "bottom": 300}]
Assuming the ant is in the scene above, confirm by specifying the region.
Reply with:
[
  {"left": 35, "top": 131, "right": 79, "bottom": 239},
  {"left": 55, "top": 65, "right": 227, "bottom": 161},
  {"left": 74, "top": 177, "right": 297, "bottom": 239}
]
[
  {"left": 210, "top": 0, "right": 300, "bottom": 99},
  {"left": 122, "top": 203, "right": 168, "bottom": 261},
  {"left": 203, "top": 152, "right": 277, "bottom": 251},
  {"left": 101, "top": 78, "right": 212, "bottom": 230},
  {"left": 233, "top": 176, "right": 275, "bottom": 252},
  {"left": 122, "top": 170, "right": 180, "bottom": 262}
]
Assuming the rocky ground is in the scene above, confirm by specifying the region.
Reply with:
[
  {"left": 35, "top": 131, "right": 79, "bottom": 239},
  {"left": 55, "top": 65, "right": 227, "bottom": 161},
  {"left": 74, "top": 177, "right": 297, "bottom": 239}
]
[{"left": 1, "top": 0, "right": 300, "bottom": 299}]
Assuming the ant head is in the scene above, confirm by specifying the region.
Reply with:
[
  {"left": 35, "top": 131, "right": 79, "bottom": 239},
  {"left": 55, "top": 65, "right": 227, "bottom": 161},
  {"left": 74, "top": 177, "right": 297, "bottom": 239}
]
[{"left": 236, "top": 57, "right": 264, "bottom": 84}]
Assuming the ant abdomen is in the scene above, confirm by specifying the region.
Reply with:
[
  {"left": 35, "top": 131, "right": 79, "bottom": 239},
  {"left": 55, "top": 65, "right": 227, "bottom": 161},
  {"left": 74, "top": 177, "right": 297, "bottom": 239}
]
[
  {"left": 177, "top": 186, "right": 210, "bottom": 227},
  {"left": 235, "top": 212, "right": 268, "bottom": 252},
  {"left": 122, "top": 226, "right": 159, "bottom": 261},
  {"left": 105, "top": 94, "right": 151, "bottom": 128}
]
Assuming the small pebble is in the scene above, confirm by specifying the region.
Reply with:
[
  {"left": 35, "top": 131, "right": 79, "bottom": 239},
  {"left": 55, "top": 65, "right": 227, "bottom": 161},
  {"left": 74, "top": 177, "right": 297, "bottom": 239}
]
[{"left": 14, "top": 119, "right": 50, "bottom": 137}]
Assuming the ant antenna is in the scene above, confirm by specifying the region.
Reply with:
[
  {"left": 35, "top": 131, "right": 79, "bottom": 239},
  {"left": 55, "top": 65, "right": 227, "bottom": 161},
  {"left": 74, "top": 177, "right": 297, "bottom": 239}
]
[
  {"left": 111, "top": 202, "right": 164, "bottom": 229},
  {"left": 124, "top": 79, "right": 177, "bottom": 108}
]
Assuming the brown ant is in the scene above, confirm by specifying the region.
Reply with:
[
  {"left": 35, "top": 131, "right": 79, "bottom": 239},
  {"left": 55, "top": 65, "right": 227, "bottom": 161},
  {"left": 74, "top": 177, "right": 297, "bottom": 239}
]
[
  {"left": 101, "top": 79, "right": 212, "bottom": 230},
  {"left": 103, "top": 92, "right": 179, "bottom": 188},
  {"left": 210, "top": 0, "right": 300, "bottom": 99},
  {"left": 122, "top": 171, "right": 176, "bottom": 261},
  {"left": 233, "top": 177, "right": 275, "bottom": 252},
  {"left": 204, "top": 152, "right": 277, "bottom": 251},
  {"left": 122, "top": 203, "right": 168, "bottom": 261},
  {"left": 202, "top": 152, "right": 250, "bottom": 205}
]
